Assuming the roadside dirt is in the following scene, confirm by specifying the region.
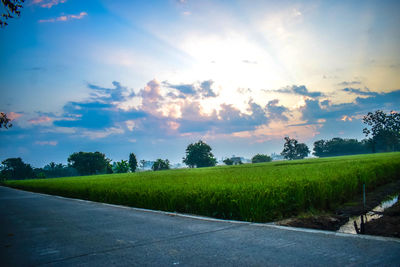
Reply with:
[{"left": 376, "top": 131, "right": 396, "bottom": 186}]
[{"left": 276, "top": 179, "right": 400, "bottom": 237}]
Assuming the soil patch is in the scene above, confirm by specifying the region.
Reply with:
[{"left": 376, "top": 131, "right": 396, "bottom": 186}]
[{"left": 276, "top": 179, "right": 400, "bottom": 235}]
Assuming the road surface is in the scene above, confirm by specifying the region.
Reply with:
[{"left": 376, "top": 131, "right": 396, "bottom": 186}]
[{"left": 1, "top": 186, "right": 399, "bottom": 266}]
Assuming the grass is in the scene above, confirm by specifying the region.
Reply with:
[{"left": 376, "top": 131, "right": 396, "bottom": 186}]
[{"left": 3, "top": 152, "right": 400, "bottom": 222}]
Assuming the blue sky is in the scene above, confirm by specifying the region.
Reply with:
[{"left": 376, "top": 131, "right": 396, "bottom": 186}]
[{"left": 1, "top": 0, "right": 400, "bottom": 167}]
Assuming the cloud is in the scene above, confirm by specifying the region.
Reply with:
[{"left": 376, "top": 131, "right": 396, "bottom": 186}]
[
  {"left": 269, "top": 85, "right": 324, "bottom": 98},
  {"left": 28, "top": 116, "right": 52, "bottom": 124},
  {"left": 35, "top": 141, "right": 58, "bottom": 146},
  {"left": 33, "top": 0, "right": 66, "bottom": 8},
  {"left": 54, "top": 81, "right": 146, "bottom": 129},
  {"left": 338, "top": 81, "right": 361, "bottom": 86},
  {"left": 164, "top": 80, "right": 217, "bottom": 99},
  {"left": 7, "top": 112, "right": 23, "bottom": 121},
  {"left": 81, "top": 127, "right": 124, "bottom": 140},
  {"left": 38, "top": 12, "right": 88, "bottom": 23},
  {"left": 242, "top": 60, "right": 258, "bottom": 64},
  {"left": 342, "top": 88, "right": 378, "bottom": 97},
  {"left": 176, "top": 100, "right": 269, "bottom": 134},
  {"left": 266, "top": 99, "right": 288, "bottom": 121},
  {"left": 88, "top": 81, "right": 132, "bottom": 102},
  {"left": 299, "top": 89, "right": 400, "bottom": 126}
]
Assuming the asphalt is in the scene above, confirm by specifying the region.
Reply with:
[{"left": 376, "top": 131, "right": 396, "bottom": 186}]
[{"left": 1, "top": 186, "right": 399, "bottom": 266}]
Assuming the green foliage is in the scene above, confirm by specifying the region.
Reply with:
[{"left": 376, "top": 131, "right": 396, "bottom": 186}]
[
  {"left": 313, "top": 138, "right": 371, "bottom": 157},
  {"left": 67, "top": 152, "right": 111, "bottom": 176},
  {"left": 4, "top": 153, "right": 400, "bottom": 223},
  {"left": 0, "top": 112, "right": 12, "bottom": 128},
  {"left": 183, "top": 140, "right": 217, "bottom": 168},
  {"left": 281, "top": 137, "right": 310, "bottom": 160},
  {"left": 113, "top": 160, "right": 130, "bottom": 173},
  {"left": 0, "top": 157, "right": 34, "bottom": 180},
  {"left": 43, "top": 162, "right": 78, "bottom": 178},
  {"left": 223, "top": 158, "right": 234, "bottom": 165},
  {"left": 251, "top": 154, "right": 272, "bottom": 163},
  {"left": 153, "top": 159, "right": 168, "bottom": 171},
  {"left": 129, "top": 153, "right": 138, "bottom": 172},
  {"left": 0, "top": 0, "right": 24, "bottom": 27},
  {"left": 363, "top": 110, "right": 400, "bottom": 152},
  {"left": 152, "top": 159, "right": 170, "bottom": 171}
]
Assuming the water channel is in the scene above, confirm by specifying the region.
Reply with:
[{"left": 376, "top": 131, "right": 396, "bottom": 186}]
[{"left": 337, "top": 194, "right": 399, "bottom": 234}]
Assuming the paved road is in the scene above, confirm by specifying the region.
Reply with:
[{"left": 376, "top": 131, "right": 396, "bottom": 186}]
[{"left": 1, "top": 186, "right": 399, "bottom": 266}]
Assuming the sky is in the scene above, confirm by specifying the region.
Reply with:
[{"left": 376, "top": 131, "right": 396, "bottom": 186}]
[{"left": 1, "top": 0, "right": 400, "bottom": 167}]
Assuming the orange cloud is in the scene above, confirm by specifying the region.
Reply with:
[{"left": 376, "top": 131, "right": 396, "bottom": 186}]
[
  {"left": 29, "top": 116, "right": 52, "bottom": 124},
  {"left": 340, "top": 115, "right": 353, "bottom": 122},
  {"left": 7, "top": 112, "right": 23, "bottom": 120}
]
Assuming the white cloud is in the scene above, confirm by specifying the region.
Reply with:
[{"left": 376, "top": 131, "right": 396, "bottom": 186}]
[
  {"left": 81, "top": 127, "right": 124, "bottom": 140},
  {"left": 38, "top": 12, "right": 88, "bottom": 23},
  {"left": 35, "top": 141, "right": 58, "bottom": 146}
]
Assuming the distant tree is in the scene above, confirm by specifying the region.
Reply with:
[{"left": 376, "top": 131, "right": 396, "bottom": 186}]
[
  {"left": 152, "top": 159, "right": 170, "bottom": 171},
  {"left": 0, "top": 157, "right": 34, "bottom": 180},
  {"left": 363, "top": 110, "right": 400, "bottom": 152},
  {"left": 183, "top": 140, "right": 217, "bottom": 168},
  {"left": 43, "top": 162, "right": 78, "bottom": 178},
  {"left": 113, "top": 160, "right": 130, "bottom": 173},
  {"left": 223, "top": 158, "right": 233, "bottom": 165},
  {"left": 67, "top": 152, "right": 111, "bottom": 176},
  {"left": 128, "top": 153, "right": 138, "bottom": 172},
  {"left": 33, "top": 168, "right": 46, "bottom": 179},
  {"left": 313, "top": 137, "right": 370, "bottom": 157},
  {"left": 251, "top": 154, "right": 272, "bottom": 163},
  {"left": 139, "top": 159, "right": 146, "bottom": 170},
  {"left": 1, "top": 0, "right": 24, "bottom": 27},
  {"left": 0, "top": 112, "right": 12, "bottom": 129},
  {"left": 281, "top": 137, "right": 310, "bottom": 160}
]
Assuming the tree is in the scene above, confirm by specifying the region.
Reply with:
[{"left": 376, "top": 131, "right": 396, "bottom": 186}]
[
  {"left": 139, "top": 159, "right": 146, "bottom": 170},
  {"left": 67, "top": 151, "right": 111, "bottom": 176},
  {"left": 1, "top": 0, "right": 24, "bottom": 27},
  {"left": 128, "top": 153, "right": 138, "bottom": 172},
  {"left": 113, "top": 160, "right": 130, "bottom": 173},
  {"left": 43, "top": 162, "right": 78, "bottom": 178},
  {"left": 183, "top": 140, "right": 217, "bottom": 168},
  {"left": 0, "top": 112, "right": 12, "bottom": 128},
  {"left": 281, "top": 137, "right": 310, "bottom": 160},
  {"left": 363, "top": 110, "right": 400, "bottom": 152},
  {"left": 152, "top": 159, "right": 170, "bottom": 171},
  {"left": 223, "top": 158, "right": 233, "bottom": 165},
  {"left": 0, "top": 157, "right": 34, "bottom": 180},
  {"left": 251, "top": 154, "right": 272, "bottom": 163},
  {"left": 313, "top": 137, "right": 370, "bottom": 157}
]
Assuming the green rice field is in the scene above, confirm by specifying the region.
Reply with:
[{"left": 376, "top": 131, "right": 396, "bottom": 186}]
[{"left": 3, "top": 152, "right": 400, "bottom": 222}]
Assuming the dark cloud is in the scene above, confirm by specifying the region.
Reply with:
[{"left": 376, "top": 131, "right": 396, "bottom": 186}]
[
  {"left": 177, "top": 101, "right": 269, "bottom": 134},
  {"left": 88, "top": 81, "right": 132, "bottom": 102},
  {"left": 337, "top": 81, "right": 361, "bottom": 86},
  {"left": 199, "top": 80, "right": 217, "bottom": 97},
  {"left": 164, "top": 80, "right": 217, "bottom": 98},
  {"left": 266, "top": 99, "right": 288, "bottom": 121},
  {"left": 164, "top": 83, "right": 196, "bottom": 96},
  {"left": 54, "top": 82, "right": 146, "bottom": 129},
  {"left": 300, "top": 89, "right": 400, "bottom": 124},
  {"left": 270, "top": 85, "right": 324, "bottom": 98},
  {"left": 342, "top": 88, "right": 378, "bottom": 97}
]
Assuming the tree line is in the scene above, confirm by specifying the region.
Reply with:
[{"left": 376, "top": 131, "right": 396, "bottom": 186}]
[{"left": 1, "top": 110, "right": 399, "bottom": 180}]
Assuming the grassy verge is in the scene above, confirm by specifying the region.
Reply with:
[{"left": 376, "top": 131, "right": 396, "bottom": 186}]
[{"left": 3, "top": 152, "right": 400, "bottom": 222}]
